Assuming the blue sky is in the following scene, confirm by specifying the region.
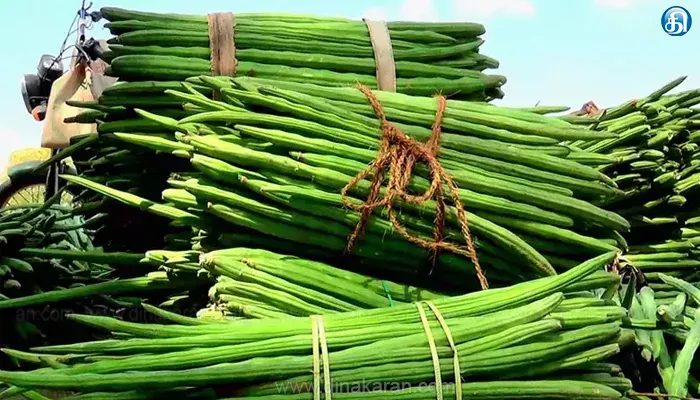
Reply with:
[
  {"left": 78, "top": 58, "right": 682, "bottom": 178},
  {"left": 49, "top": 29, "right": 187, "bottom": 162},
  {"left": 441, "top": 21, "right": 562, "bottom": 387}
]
[{"left": 0, "top": 0, "right": 698, "bottom": 170}]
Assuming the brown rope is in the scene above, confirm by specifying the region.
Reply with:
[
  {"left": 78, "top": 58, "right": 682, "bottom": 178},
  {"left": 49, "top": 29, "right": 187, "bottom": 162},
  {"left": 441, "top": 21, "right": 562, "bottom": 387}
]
[{"left": 341, "top": 84, "right": 488, "bottom": 289}]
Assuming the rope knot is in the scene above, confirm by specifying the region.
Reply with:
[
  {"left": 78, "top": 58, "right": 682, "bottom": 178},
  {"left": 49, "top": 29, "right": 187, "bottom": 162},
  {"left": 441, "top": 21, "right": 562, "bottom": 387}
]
[{"left": 341, "top": 84, "right": 488, "bottom": 290}]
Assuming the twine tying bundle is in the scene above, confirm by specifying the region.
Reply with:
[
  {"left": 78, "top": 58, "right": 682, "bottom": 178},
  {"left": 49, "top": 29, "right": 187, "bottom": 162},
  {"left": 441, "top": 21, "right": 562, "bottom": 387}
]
[
  {"left": 416, "top": 301, "right": 463, "bottom": 400},
  {"left": 309, "top": 303, "right": 461, "bottom": 400},
  {"left": 363, "top": 19, "right": 397, "bottom": 92},
  {"left": 205, "top": 14, "right": 394, "bottom": 89},
  {"left": 207, "top": 12, "right": 237, "bottom": 77},
  {"left": 207, "top": 12, "right": 237, "bottom": 100},
  {"left": 311, "top": 315, "right": 331, "bottom": 400},
  {"left": 341, "top": 84, "right": 488, "bottom": 289}
]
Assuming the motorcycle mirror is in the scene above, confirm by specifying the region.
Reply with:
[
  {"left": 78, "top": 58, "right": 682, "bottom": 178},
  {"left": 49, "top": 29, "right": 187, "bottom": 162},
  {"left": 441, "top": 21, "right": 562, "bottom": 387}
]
[{"left": 20, "top": 73, "right": 40, "bottom": 114}]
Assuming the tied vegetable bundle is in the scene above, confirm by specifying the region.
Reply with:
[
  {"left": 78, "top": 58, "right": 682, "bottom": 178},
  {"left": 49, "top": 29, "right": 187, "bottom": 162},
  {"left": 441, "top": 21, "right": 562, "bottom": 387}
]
[
  {"left": 145, "top": 247, "right": 444, "bottom": 319},
  {"left": 567, "top": 76, "right": 700, "bottom": 244},
  {"left": 563, "top": 77, "right": 700, "bottom": 279},
  {"left": 98, "top": 6, "right": 505, "bottom": 100},
  {"left": 0, "top": 252, "right": 636, "bottom": 400},
  {"left": 63, "top": 76, "right": 631, "bottom": 290},
  {"left": 60, "top": 5, "right": 510, "bottom": 267}
]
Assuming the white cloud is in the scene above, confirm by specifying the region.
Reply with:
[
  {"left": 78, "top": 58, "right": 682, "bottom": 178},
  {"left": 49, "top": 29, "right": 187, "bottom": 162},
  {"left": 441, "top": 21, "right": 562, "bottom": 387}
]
[
  {"left": 454, "top": 0, "right": 535, "bottom": 20},
  {"left": 593, "top": 0, "right": 633, "bottom": 8},
  {"left": 398, "top": 0, "right": 440, "bottom": 22},
  {"left": 359, "top": 7, "right": 389, "bottom": 21}
]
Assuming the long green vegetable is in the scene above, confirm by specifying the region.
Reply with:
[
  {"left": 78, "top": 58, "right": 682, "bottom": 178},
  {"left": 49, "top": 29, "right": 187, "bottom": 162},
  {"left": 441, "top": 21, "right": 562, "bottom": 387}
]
[
  {"left": 0, "top": 253, "right": 630, "bottom": 399},
  {"left": 98, "top": 6, "right": 505, "bottom": 100}
]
